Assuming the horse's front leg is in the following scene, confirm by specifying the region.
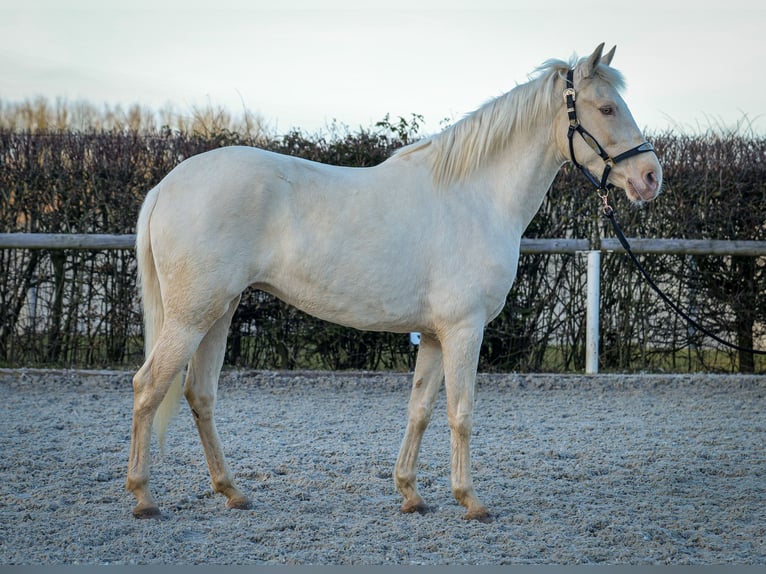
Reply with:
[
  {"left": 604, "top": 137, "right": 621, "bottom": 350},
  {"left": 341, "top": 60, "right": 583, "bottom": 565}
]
[
  {"left": 442, "top": 324, "right": 492, "bottom": 522},
  {"left": 394, "top": 334, "right": 443, "bottom": 514}
]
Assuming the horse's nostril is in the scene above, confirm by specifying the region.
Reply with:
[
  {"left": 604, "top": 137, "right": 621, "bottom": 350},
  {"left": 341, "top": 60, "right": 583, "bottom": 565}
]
[{"left": 645, "top": 171, "right": 658, "bottom": 192}]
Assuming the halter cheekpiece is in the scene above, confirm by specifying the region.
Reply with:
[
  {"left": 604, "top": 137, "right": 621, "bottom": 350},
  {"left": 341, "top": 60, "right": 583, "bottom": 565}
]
[{"left": 564, "top": 68, "right": 655, "bottom": 208}]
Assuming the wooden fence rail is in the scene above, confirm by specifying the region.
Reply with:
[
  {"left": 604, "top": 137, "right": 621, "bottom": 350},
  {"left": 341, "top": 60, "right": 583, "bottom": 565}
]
[
  {"left": 0, "top": 233, "right": 135, "bottom": 250},
  {"left": 3, "top": 234, "right": 766, "bottom": 256}
]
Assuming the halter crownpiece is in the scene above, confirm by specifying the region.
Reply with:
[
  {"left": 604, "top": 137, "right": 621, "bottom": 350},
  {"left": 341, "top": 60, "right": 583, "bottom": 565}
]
[{"left": 564, "top": 69, "right": 655, "bottom": 202}]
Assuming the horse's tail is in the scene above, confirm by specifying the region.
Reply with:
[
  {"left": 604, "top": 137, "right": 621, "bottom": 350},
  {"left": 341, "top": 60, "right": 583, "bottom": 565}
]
[{"left": 135, "top": 185, "right": 183, "bottom": 453}]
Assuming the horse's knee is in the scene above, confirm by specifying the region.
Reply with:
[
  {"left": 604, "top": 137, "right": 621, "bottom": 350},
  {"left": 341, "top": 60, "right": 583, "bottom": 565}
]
[{"left": 448, "top": 411, "right": 473, "bottom": 439}]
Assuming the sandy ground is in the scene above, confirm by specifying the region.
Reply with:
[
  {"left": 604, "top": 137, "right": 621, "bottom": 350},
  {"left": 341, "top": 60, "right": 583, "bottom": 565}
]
[{"left": 0, "top": 369, "right": 764, "bottom": 565}]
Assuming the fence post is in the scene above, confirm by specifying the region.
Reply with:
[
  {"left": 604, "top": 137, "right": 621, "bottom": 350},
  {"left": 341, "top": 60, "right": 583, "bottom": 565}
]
[{"left": 585, "top": 250, "right": 601, "bottom": 374}]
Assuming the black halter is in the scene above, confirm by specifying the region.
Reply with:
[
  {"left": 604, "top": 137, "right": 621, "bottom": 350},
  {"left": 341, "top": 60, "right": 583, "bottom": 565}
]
[{"left": 564, "top": 69, "right": 655, "bottom": 196}]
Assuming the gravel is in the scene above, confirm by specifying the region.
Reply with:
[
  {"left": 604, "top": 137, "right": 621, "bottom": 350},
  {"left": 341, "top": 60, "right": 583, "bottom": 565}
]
[{"left": 0, "top": 369, "right": 764, "bottom": 565}]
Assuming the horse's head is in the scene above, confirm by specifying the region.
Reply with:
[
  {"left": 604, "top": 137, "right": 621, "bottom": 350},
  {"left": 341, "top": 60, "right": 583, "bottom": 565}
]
[{"left": 555, "top": 43, "right": 662, "bottom": 203}]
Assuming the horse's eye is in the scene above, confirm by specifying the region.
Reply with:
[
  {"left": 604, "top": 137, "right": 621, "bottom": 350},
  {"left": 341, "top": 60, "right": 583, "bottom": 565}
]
[{"left": 600, "top": 106, "right": 614, "bottom": 116}]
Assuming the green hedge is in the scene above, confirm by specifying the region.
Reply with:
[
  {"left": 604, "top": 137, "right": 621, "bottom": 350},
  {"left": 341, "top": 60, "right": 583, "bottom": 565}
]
[{"left": 1, "top": 121, "right": 764, "bottom": 373}]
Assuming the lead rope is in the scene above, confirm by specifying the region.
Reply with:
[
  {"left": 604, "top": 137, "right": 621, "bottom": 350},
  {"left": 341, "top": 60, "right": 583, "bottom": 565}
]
[{"left": 599, "top": 197, "right": 766, "bottom": 356}]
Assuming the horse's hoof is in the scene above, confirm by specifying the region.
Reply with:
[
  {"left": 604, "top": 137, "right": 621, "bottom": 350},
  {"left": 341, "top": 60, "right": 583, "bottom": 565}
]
[
  {"left": 226, "top": 496, "right": 252, "bottom": 510},
  {"left": 463, "top": 506, "right": 492, "bottom": 523},
  {"left": 132, "top": 503, "right": 161, "bottom": 519},
  {"left": 400, "top": 497, "right": 429, "bottom": 515}
]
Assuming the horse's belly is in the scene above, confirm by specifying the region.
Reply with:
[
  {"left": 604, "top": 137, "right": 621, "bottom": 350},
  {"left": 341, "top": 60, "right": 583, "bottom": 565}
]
[{"left": 255, "top": 273, "right": 424, "bottom": 333}]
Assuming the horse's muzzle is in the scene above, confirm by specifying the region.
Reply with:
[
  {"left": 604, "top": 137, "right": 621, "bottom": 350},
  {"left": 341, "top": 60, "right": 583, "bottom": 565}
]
[{"left": 626, "top": 166, "right": 661, "bottom": 202}]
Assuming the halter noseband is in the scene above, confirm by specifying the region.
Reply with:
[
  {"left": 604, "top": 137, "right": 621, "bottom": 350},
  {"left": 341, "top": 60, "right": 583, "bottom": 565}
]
[{"left": 564, "top": 69, "right": 655, "bottom": 198}]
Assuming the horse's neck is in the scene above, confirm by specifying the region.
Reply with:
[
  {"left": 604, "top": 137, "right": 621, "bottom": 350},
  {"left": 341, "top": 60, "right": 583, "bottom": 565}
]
[{"left": 473, "top": 131, "right": 564, "bottom": 231}]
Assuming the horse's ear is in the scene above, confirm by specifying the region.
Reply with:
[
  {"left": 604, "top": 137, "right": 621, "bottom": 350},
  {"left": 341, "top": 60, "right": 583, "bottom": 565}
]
[
  {"left": 580, "top": 43, "right": 605, "bottom": 80},
  {"left": 601, "top": 45, "right": 616, "bottom": 67}
]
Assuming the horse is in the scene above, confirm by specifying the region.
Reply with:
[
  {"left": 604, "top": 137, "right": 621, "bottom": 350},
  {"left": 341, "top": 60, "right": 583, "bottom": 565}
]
[{"left": 126, "top": 43, "right": 662, "bottom": 522}]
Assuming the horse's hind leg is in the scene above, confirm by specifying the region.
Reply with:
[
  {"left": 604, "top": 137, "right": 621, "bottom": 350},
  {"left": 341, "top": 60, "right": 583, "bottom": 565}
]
[
  {"left": 184, "top": 294, "right": 251, "bottom": 510},
  {"left": 394, "top": 333, "right": 443, "bottom": 514},
  {"left": 127, "top": 323, "right": 203, "bottom": 518}
]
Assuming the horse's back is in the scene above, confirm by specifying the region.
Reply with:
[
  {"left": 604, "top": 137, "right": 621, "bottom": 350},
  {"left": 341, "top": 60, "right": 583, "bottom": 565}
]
[{"left": 151, "top": 145, "right": 344, "bottom": 239}]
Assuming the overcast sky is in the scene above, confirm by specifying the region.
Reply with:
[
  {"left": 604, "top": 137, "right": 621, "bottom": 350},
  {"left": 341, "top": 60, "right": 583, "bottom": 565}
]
[{"left": 2, "top": 0, "right": 764, "bottom": 135}]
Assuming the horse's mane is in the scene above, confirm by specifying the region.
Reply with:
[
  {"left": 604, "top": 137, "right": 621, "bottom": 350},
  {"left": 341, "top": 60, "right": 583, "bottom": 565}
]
[{"left": 393, "top": 55, "right": 626, "bottom": 187}]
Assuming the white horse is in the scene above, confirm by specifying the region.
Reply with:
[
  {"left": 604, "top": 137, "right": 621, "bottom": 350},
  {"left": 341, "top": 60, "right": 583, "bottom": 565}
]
[{"left": 127, "top": 44, "right": 661, "bottom": 522}]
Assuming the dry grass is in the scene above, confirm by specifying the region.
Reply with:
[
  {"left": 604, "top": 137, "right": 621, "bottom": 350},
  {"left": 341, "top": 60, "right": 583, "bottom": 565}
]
[{"left": 0, "top": 96, "right": 268, "bottom": 138}]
